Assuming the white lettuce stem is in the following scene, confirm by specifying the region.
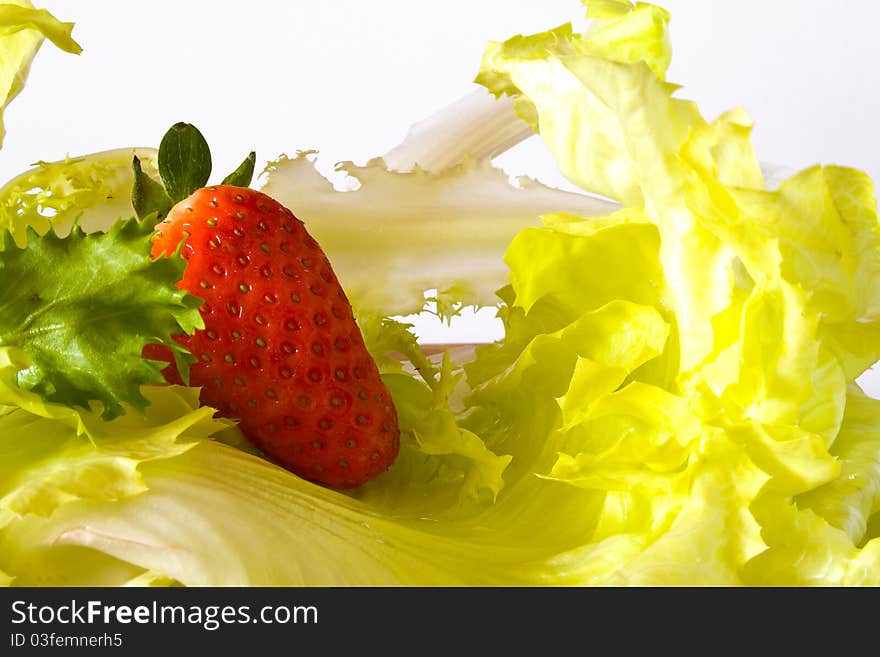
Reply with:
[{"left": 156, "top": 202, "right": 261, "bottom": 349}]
[{"left": 382, "top": 88, "right": 534, "bottom": 173}]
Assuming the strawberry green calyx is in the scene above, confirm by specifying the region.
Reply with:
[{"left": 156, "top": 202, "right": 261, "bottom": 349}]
[
  {"left": 0, "top": 218, "right": 203, "bottom": 419},
  {"left": 132, "top": 122, "right": 255, "bottom": 221},
  {"left": 132, "top": 155, "right": 172, "bottom": 221},
  {"left": 157, "top": 122, "right": 213, "bottom": 203},
  {"left": 221, "top": 150, "right": 256, "bottom": 187}
]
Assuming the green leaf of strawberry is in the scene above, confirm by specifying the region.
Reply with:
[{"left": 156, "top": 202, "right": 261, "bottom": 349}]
[
  {"left": 0, "top": 218, "right": 203, "bottom": 419},
  {"left": 222, "top": 151, "right": 257, "bottom": 188},
  {"left": 139, "top": 123, "right": 256, "bottom": 214},
  {"left": 157, "top": 122, "right": 213, "bottom": 203}
]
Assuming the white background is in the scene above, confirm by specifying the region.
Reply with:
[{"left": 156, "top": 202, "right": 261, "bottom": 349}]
[
  {"left": 2, "top": 0, "right": 878, "bottom": 186},
  {"left": 3, "top": 0, "right": 880, "bottom": 390}
]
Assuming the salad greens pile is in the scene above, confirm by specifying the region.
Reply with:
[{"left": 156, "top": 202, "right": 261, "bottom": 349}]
[{"left": 1, "top": 0, "right": 879, "bottom": 586}]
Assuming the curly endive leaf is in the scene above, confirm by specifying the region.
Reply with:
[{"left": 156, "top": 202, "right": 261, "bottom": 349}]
[
  {"left": 0, "top": 148, "right": 160, "bottom": 247},
  {"left": 261, "top": 152, "right": 616, "bottom": 316},
  {"left": 0, "top": 219, "right": 202, "bottom": 418}
]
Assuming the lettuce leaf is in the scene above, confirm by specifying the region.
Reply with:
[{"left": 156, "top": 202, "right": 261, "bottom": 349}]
[
  {"left": 0, "top": 218, "right": 202, "bottom": 418},
  {"left": 0, "top": 440, "right": 520, "bottom": 586},
  {"left": 0, "top": 148, "right": 160, "bottom": 247},
  {"left": 261, "top": 152, "right": 617, "bottom": 316},
  {"left": 382, "top": 88, "right": 534, "bottom": 174},
  {"left": 469, "top": 0, "right": 880, "bottom": 584},
  {"left": 357, "top": 316, "right": 512, "bottom": 512},
  {"left": 0, "top": 361, "right": 231, "bottom": 586},
  {"left": 0, "top": 0, "right": 80, "bottom": 149},
  {"left": 0, "top": 348, "right": 227, "bottom": 520}
]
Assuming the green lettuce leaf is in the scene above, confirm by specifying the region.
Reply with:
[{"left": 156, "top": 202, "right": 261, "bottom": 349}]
[
  {"left": 351, "top": 316, "right": 513, "bottom": 516},
  {"left": 0, "top": 0, "right": 81, "bottom": 149},
  {"left": 0, "top": 219, "right": 202, "bottom": 418},
  {"left": 0, "top": 347, "right": 227, "bottom": 520},
  {"left": 796, "top": 386, "right": 880, "bottom": 546},
  {"left": 0, "top": 359, "right": 231, "bottom": 586},
  {"left": 0, "top": 440, "right": 503, "bottom": 586},
  {"left": 470, "top": 0, "right": 880, "bottom": 584}
]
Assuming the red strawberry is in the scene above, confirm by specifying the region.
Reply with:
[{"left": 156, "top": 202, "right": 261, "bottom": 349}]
[{"left": 147, "top": 185, "right": 400, "bottom": 488}]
